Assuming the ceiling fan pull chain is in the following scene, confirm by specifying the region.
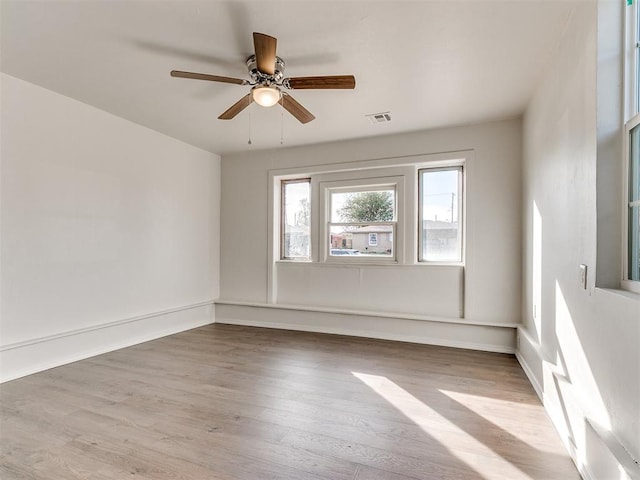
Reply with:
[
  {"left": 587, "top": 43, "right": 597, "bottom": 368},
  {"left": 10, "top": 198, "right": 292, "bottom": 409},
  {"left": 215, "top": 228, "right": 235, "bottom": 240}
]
[
  {"left": 280, "top": 109, "right": 284, "bottom": 145},
  {"left": 248, "top": 107, "right": 253, "bottom": 145}
]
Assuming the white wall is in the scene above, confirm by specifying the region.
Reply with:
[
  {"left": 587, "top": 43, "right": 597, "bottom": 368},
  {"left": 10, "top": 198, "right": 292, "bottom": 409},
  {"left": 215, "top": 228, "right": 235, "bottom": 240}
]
[
  {"left": 217, "top": 119, "right": 522, "bottom": 352},
  {"left": 276, "top": 264, "right": 463, "bottom": 318},
  {"left": 519, "top": 2, "right": 640, "bottom": 478},
  {"left": 0, "top": 74, "right": 221, "bottom": 381}
]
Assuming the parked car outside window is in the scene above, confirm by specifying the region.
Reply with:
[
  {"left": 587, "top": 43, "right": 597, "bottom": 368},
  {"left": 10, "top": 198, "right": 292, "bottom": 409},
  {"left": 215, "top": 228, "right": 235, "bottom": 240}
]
[{"left": 330, "top": 249, "right": 361, "bottom": 256}]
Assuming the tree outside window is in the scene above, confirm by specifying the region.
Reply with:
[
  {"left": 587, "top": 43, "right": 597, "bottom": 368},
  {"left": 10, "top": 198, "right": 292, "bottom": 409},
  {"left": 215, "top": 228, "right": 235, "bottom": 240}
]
[{"left": 329, "top": 187, "right": 395, "bottom": 258}]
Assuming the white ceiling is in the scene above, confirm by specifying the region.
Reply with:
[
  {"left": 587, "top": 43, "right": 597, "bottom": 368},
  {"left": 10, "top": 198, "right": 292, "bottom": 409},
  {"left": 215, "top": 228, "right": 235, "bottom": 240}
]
[{"left": 1, "top": 0, "right": 577, "bottom": 155}]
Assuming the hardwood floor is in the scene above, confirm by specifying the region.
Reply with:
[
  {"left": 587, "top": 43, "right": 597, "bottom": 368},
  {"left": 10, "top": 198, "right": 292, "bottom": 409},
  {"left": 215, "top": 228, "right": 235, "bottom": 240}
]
[{"left": 0, "top": 324, "right": 579, "bottom": 479}]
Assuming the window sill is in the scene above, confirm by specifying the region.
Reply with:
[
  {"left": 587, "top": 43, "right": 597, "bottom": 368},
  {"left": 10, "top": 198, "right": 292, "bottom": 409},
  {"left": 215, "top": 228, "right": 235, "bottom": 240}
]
[
  {"left": 275, "top": 260, "right": 464, "bottom": 268},
  {"left": 620, "top": 280, "right": 640, "bottom": 295},
  {"left": 595, "top": 286, "right": 640, "bottom": 302}
]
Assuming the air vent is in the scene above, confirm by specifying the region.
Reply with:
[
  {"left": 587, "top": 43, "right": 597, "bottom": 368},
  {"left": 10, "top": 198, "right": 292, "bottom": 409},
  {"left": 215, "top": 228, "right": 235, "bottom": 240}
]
[{"left": 366, "top": 112, "right": 391, "bottom": 124}]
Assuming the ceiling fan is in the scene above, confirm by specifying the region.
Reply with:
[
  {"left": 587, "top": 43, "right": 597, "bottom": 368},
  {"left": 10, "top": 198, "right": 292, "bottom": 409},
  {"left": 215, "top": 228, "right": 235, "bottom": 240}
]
[{"left": 170, "top": 32, "right": 355, "bottom": 124}]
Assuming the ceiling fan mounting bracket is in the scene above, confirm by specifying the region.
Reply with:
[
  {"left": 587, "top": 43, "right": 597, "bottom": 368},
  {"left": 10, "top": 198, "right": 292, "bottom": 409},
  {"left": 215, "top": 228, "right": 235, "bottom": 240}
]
[{"left": 246, "top": 54, "right": 286, "bottom": 85}]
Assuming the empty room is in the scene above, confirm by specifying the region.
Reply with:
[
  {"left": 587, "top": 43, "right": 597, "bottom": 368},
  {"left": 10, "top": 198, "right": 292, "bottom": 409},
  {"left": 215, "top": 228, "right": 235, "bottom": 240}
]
[{"left": 1, "top": 1, "right": 638, "bottom": 479}]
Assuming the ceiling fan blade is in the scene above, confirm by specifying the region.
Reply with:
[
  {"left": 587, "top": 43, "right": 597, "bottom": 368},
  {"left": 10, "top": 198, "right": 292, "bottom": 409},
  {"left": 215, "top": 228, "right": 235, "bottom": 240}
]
[
  {"left": 284, "top": 75, "right": 356, "bottom": 90},
  {"left": 280, "top": 93, "right": 315, "bottom": 124},
  {"left": 218, "top": 94, "right": 253, "bottom": 120},
  {"left": 253, "top": 32, "right": 277, "bottom": 75},
  {"left": 171, "top": 70, "right": 247, "bottom": 85}
]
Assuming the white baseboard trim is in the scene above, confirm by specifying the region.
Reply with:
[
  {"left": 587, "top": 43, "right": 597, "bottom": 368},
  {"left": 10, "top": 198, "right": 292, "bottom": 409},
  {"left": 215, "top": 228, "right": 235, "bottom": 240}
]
[
  {"left": 516, "top": 326, "right": 639, "bottom": 480},
  {"left": 515, "top": 328, "right": 543, "bottom": 400},
  {"left": 515, "top": 350, "right": 543, "bottom": 399},
  {"left": 0, "top": 301, "right": 215, "bottom": 383},
  {"left": 215, "top": 299, "right": 521, "bottom": 328},
  {"left": 215, "top": 302, "right": 516, "bottom": 354}
]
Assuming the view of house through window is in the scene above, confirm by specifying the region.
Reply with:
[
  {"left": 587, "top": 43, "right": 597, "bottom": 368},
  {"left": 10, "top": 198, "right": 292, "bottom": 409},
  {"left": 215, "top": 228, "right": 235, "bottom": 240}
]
[
  {"left": 281, "top": 179, "right": 311, "bottom": 260},
  {"left": 329, "top": 188, "right": 395, "bottom": 258},
  {"left": 419, "top": 167, "right": 463, "bottom": 262}
]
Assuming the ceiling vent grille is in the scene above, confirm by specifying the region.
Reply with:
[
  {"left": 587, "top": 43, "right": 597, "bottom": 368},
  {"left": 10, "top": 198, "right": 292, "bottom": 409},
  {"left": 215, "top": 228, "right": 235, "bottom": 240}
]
[{"left": 366, "top": 112, "right": 391, "bottom": 124}]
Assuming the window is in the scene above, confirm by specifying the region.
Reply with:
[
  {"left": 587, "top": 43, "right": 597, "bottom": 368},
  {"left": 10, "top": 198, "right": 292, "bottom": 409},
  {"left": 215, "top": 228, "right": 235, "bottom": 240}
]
[
  {"left": 281, "top": 178, "right": 311, "bottom": 260},
  {"left": 624, "top": 1, "right": 640, "bottom": 291},
  {"left": 419, "top": 167, "right": 463, "bottom": 262},
  {"left": 328, "top": 186, "right": 396, "bottom": 259},
  {"left": 627, "top": 122, "right": 640, "bottom": 282},
  {"left": 274, "top": 156, "right": 465, "bottom": 267}
]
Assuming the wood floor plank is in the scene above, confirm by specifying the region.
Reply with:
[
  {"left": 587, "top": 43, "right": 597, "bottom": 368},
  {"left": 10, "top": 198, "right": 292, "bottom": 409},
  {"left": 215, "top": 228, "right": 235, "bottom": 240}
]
[
  {"left": 279, "top": 427, "right": 478, "bottom": 480},
  {"left": 0, "top": 324, "right": 579, "bottom": 480}
]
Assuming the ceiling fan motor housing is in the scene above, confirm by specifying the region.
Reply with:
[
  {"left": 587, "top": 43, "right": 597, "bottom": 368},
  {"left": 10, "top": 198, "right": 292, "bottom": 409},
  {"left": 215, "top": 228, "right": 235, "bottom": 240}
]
[{"left": 246, "top": 55, "right": 285, "bottom": 85}]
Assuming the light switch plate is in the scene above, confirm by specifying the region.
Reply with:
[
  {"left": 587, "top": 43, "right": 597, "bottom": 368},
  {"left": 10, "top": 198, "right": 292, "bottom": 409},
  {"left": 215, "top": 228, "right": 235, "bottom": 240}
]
[{"left": 579, "top": 264, "right": 587, "bottom": 290}]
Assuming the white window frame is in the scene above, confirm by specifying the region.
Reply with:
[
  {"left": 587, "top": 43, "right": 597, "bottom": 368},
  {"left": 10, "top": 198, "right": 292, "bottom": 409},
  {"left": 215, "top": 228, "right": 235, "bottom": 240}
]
[
  {"left": 280, "top": 178, "right": 311, "bottom": 261},
  {"left": 417, "top": 165, "right": 465, "bottom": 265},
  {"left": 320, "top": 175, "right": 404, "bottom": 264},
  {"left": 623, "top": 117, "right": 640, "bottom": 292},
  {"left": 623, "top": 0, "right": 640, "bottom": 293}
]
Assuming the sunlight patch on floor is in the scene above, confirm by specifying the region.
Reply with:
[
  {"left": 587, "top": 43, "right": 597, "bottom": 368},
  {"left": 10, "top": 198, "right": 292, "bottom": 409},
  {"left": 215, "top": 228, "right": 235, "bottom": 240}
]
[
  {"left": 352, "top": 372, "right": 534, "bottom": 480},
  {"left": 438, "top": 388, "right": 563, "bottom": 454}
]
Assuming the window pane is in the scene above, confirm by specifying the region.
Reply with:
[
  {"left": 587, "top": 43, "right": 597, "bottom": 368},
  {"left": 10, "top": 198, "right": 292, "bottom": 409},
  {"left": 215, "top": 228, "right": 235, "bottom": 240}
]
[
  {"left": 636, "top": 4, "right": 640, "bottom": 114},
  {"left": 631, "top": 125, "right": 640, "bottom": 203},
  {"left": 630, "top": 125, "right": 640, "bottom": 280},
  {"left": 331, "top": 189, "right": 395, "bottom": 223},
  {"left": 329, "top": 225, "right": 393, "bottom": 257},
  {"left": 629, "top": 205, "right": 640, "bottom": 281},
  {"left": 282, "top": 180, "right": 310, "bottom": 259},
  {"left": 420, "top": 168, "right": 462, "bottom": 262}
]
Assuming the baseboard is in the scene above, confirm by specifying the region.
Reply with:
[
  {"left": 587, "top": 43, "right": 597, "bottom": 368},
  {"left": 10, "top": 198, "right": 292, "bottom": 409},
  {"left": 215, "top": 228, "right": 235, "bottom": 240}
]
[
  {"left": 215, "top": 302, "right": 516, "bottom": 354},
  {"left": 216, "top": 299, "right": 521, "bottom": 328},
  {"left": 515, "top": 328, "right": 543, "bottom": 400},
  {"left": 0, "top": 301, "right": 215, "bottom": 383},
  {"left": 516, "top": 327, "right": 639, "bottom": 480}
]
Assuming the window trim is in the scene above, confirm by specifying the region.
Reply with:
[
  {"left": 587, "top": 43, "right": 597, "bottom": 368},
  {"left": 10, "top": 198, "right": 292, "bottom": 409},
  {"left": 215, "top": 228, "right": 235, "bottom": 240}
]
[
  {"left": 417, "top": 165, "right": 465, "bottom": 265},
  {"left": 267, "top": 151, "right": 472, "bottom": 303},
  {"left": 321, "top": 176, "right": 403, "bottom": 264},
  {"left": 625, "top": 0, "right": 640, "bottom": 120},
  {"left": 623, "top": 115, "right": 640, "bottom": 293},
  {"left": 623, "top": 1, "right": 640, "bottom": 294},
  {"left": 280, "top": 177, "right": 311, "bottom": 261}
]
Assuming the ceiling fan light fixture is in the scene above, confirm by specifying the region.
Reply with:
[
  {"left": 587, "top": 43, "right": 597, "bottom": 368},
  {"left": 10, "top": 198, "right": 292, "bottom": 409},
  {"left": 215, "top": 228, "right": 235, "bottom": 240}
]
[{"left": 252, "top": 85, "right": 281, "bottom": 107}]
